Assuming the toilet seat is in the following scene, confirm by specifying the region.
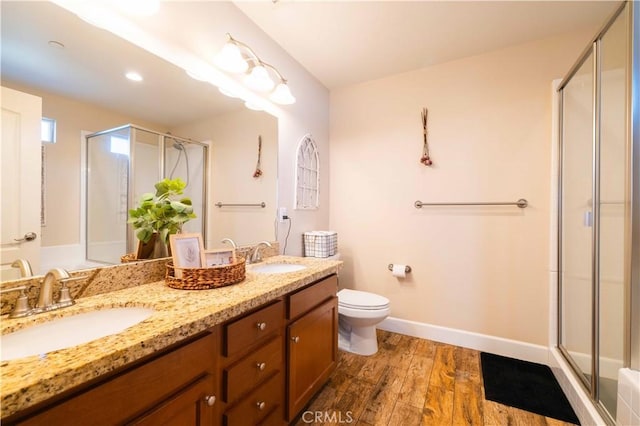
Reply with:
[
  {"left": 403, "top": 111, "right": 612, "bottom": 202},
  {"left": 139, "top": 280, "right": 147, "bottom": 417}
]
[{"left": 338, "top": 289, "right": 390, "bottom": 310}]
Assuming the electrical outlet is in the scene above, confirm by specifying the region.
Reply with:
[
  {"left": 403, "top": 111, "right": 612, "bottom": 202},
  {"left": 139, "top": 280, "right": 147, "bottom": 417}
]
[{"left": 278, "top": 207, "right": 288, "bottom": 222}]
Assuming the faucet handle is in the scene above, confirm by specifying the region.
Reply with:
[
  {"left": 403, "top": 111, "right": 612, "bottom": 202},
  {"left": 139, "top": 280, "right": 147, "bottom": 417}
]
[
  {"left": 57, "top": 284, "right": 75, "bottom": 308},
  {"left": 56, "top": 275, "right": 87, "bottom": 308},
  {"left": 0, "top": 285, "right": 33, "bottom": 318}
]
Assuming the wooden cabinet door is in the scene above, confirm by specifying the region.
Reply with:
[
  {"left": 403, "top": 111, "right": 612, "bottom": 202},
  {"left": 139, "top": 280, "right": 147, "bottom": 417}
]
[
  {"left": 13, "top": 332, "right": 217, "bottom": 426},
  {"left": 131, "top": 374, "right": 217, "bottom": 426},
  {"left": 287, "top": 297, "right": 338, "bottom": 420}
]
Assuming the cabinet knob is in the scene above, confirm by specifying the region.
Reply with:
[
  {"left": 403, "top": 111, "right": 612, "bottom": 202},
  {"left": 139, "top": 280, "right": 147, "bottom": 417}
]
[
  {"left": 256, "top": 322, "right": 267, "bottom": 331},
  {"left": 204, "top": 395, "right": 216, "bottom": 406},
  {"left": 291, "top": 336, "right": 300, "bottom": 343},
  {"left": 256, "top": 401, "right": 266, "bottom": 410},
  {"left": 256, "top": 362, "right": 266, "bottom": 371}
]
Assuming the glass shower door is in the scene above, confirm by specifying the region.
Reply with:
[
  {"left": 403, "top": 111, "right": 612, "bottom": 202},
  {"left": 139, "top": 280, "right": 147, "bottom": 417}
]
[
  {"left": 163, "top": 136, "right": 207, "bottom": 237},
  {"left": 86, "top": 126, "right": 131, "bottom": 264},
  {"left": 559, "top": 50, "right": 594, "bottom": 389},
  {"left": 598, "top": 6, "right": 627, "bottom": 418}
]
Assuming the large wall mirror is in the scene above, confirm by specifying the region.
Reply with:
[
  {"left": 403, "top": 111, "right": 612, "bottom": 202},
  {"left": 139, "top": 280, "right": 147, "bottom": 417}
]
[{"left": 1, "top": 1, "right": 278, "bottom": 281}]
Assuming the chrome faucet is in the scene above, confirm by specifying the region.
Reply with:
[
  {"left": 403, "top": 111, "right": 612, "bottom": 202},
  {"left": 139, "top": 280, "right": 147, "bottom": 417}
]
[
  {"left": 11, "top": 259, "right": 33, "bottom": 278},
  {"left": 221, "top": 238, "right": 237, "bottom": 249},
  {"left": 2, "top": 268, "right": 83, "bottom": 318},
  {"left": 249, "top": 241, "right": 272, "bottom": 264},
  {"left": 36, "top": 268, "right": 70, "bottom": 311}
]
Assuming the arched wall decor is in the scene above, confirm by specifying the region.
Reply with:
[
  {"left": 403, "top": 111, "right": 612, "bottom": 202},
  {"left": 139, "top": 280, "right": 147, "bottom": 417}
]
[{"left": 294, "top": 134, "right": 319, "bottom": 210}]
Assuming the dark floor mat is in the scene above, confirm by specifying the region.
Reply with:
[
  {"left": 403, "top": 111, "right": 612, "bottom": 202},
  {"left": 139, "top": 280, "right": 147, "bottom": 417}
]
[{"left": 480, "top": 352, "right": 580, "bottom": 425}]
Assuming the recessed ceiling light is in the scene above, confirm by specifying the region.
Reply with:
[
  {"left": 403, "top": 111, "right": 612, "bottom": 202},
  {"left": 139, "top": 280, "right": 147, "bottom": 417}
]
[
  {"left": 48, "top": 40, "right": 65, "bottom": 49},
  {"left": 125, "top": 71, "right": 143, "bottom": 82}
]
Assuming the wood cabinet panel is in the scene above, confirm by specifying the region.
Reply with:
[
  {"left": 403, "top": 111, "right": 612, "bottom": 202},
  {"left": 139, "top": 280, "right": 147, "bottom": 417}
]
[
  {"left": 288, "top": 275, "right": 337, "bottom": 320},
  {"left": 131, "top": 374, "right": 215, "bottom": 426},
  {"left": 223, "top": 373, "right": 282, "bottom": 426},
  {"left": 15, "top": 332, "right": 217, "bottom": 426},
  {"left": 224, "top": 300, "right": 284, "bottom": 357},
  {"left": 287, "top": 297, "right": 338, "bottom": 420},
  {"left": 223, "top": 335, "right": 283, "bottom": 403}
]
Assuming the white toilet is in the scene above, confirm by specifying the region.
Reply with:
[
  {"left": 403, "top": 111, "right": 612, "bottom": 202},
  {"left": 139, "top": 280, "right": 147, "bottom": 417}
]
[{"left": 337, "top": 288, "right": 390, "bottom": 356}]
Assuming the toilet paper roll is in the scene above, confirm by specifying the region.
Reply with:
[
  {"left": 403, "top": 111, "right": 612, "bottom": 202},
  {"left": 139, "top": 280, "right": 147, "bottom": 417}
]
[{"left": 392, "top": 264, "right": 406, "bottom": 278}]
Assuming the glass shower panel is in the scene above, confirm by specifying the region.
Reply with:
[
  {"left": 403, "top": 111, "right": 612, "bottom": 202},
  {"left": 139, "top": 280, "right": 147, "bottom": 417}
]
[
  {"left": 560, "top": 51, "right": 594, "bottom": 387},
  {"left": 163, "top": 137, "right": 206, "bottom": 237},
  {"left": 86, "top": 127, "right": 130, "bottom": 264},
  {"left": 598, "top": 6, "right": 627, "bottom": 418},
  {"left": 131, "top": 128, "right": 161, "bottom": 253}
]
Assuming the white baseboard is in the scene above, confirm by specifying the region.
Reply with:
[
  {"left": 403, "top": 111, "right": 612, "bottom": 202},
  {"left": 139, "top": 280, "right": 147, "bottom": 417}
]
[{"left": 378, "top": 316, "right": 550, "bottom": 365}]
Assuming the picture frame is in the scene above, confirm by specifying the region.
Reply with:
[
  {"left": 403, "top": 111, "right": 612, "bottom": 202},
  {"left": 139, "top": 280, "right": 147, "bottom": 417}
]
[
  {"left": 203, "top": 249, "right": 236, "bottom": 267},
  {"left": 169, "top": 233, "right": 205, "bottom": 268}
]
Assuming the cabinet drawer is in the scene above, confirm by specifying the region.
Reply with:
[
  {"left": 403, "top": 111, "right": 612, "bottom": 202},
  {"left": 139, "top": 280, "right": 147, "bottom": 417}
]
[
  {"left": 224, "top": 300, "right": 283, "bottom": 357},
  {"left": 288, "top": 275, "right": 337, "bottom": 319},
  {"left": 223, "top": 373, "right": 282, "bottom": 426},
  {"left": 223, "top": 335, "right": 283, "bottom": 402}
]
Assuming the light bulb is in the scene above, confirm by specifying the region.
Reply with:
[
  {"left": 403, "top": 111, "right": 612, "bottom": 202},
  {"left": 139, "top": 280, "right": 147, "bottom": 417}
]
[
  {"left": 270, "top": 82, "right": 296, "bottom": 105},
  {"left": 245, "top": 65, "right": 274, "bottom": 92},
  {"left": 244, "top": 100, "right": 264, "bottom": 111},
  {"left": 215, "top": 42, "right": 248, "bottom": 73},
  {"left": 219, "top": 86, "right": 240, "bottom": 98}
]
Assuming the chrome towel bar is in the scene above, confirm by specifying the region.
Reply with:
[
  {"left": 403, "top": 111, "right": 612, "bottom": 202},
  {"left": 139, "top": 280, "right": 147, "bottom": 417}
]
[
  {"left": 215, "top": 202, "right": 266, "bottom": 208},
  {"left": 414, "top": 198, "right": 528, "bottom": 209}
]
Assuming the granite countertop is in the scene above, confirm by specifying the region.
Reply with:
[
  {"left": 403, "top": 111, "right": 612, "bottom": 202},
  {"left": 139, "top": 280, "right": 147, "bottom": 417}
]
[{"left": 0, "top": 255, "right": 341, "bottom": 419}]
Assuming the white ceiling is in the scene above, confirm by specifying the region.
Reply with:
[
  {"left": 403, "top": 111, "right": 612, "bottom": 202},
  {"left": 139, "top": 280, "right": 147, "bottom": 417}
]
[
  {"left": 0, "top": 1, "right": 244, "bottom": 128},
  {"left": 1, "top": 1, "right": 620, "bottom": 125},
  {"left": 235, "top": 0, "right": 620, "bottom": 89}
]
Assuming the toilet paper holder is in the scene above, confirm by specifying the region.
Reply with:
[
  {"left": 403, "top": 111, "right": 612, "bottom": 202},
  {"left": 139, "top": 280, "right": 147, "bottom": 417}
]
[{"left": 388, "top": 264, "right": 411, "bottom": 273}]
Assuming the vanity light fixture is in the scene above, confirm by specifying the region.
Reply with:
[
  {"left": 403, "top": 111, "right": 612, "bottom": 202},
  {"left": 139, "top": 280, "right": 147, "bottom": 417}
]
[{"left": 214, "top": 33, "right": 296, "bottom": 105}]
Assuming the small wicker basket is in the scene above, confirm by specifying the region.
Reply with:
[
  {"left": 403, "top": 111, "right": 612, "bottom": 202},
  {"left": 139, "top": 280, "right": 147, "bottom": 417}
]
[
  {"left": 121, "top": 253, "right": 138, "bottom": 263},
  {"left": 165, "top": 257, "right": 246, "bottom": 290}
]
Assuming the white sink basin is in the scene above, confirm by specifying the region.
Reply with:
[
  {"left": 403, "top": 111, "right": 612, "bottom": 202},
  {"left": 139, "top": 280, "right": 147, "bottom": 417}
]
[
  {"left": 252, "top": 263, "right": 307, "bottom": 274},
  {"left": 1, "top": 307, "right": 154, "bottom": 361}
]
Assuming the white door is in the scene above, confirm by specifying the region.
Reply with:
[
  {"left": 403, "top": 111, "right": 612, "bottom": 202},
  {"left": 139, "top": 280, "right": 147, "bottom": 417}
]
[{"left": 1, "top": 86, "right": 42, "bottom": 280}]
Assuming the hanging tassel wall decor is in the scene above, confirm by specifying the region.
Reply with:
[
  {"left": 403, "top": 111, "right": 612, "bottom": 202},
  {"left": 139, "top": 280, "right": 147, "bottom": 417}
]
[
  {"left": 420, "top": 107, "right": 433, "bottom": 166},
  {"left": 253, "top": 135, "right": 263, "bottom": 178}
]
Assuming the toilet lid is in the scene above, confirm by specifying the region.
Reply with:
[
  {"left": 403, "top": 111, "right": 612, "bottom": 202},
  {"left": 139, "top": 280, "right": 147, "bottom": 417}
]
[{"left": 338, "top": 289, "right": 390, "bottom": 310}]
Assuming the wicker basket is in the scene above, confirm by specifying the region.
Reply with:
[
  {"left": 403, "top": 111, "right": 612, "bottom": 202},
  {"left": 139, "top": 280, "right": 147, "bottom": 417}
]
[
  {"left": 165, "top": 257, "right": 246, "bottom": 290},
  {"left": 121, "top": 253, "right": 138, "bottom": 263}
]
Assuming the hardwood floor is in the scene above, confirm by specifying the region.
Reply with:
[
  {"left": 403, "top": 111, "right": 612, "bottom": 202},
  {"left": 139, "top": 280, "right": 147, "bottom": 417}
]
[{"left": 294, "top": 330, "right": 577, "bottom": 426}]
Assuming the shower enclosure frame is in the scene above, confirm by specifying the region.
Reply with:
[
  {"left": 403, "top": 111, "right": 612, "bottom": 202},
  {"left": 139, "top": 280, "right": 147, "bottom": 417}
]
[
  {"left": 85, "top": 123, "right": 209, "bottom": 259},
  {"left": 556, "top": 1, "right": 638, "bottom": 423}
]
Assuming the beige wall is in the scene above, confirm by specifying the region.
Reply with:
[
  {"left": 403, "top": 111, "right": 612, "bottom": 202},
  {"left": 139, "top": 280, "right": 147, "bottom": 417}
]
[
  {"left": 329, "top": 30, "right": 593, "bottom": 346},
  {"left": 3, "top": 82, "right": 164, "bottom": 248},
  {"left": 172, "top": 108, "right": 278, "bottom": 249}
]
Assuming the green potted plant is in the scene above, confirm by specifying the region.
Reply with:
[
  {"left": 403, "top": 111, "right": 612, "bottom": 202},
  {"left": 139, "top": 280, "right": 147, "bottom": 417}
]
[{"left": 128, "top": 178, "right": 196, "bottom": 259}]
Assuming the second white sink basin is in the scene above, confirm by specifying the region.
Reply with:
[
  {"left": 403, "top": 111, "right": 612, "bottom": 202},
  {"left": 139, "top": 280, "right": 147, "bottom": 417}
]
[
  {"left": 1, "top": 307, "right": 154, "bottom": 361},
  {"left": 252, "top": 263, "right": 307, "bottom": 274}
]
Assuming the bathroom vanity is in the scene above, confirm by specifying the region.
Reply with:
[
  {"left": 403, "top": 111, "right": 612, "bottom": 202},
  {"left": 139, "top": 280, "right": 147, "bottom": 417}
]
[{"left": 0, "top": 256, "right": 341, "bottom": 425}]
